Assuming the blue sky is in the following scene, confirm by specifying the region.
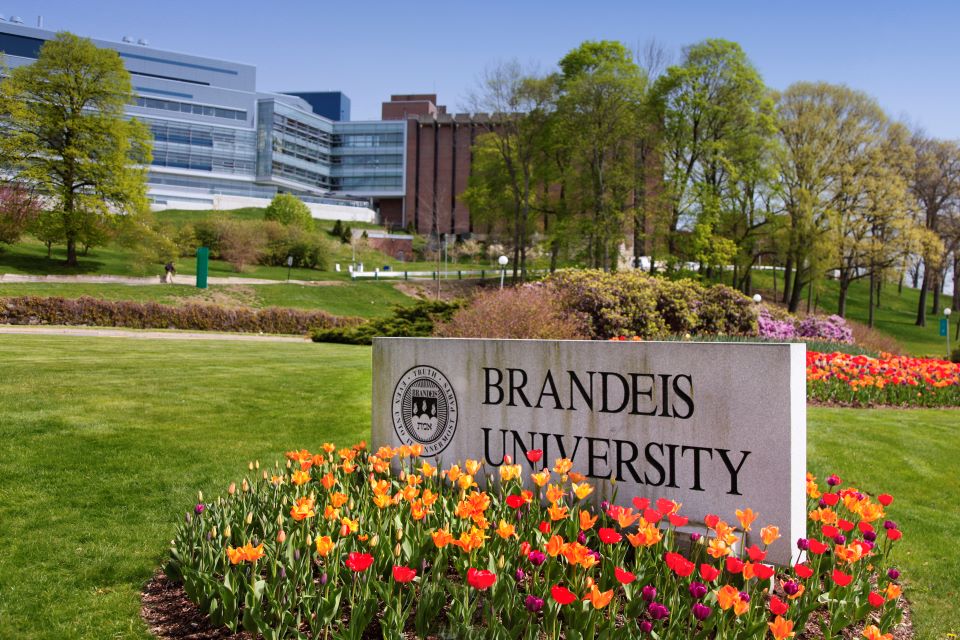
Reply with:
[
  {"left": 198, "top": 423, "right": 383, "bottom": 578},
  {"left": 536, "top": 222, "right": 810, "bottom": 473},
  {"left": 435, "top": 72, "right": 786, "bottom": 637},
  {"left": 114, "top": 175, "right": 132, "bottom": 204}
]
[{"left": 20, "top": 0, "right": 960, "bottom": 137}]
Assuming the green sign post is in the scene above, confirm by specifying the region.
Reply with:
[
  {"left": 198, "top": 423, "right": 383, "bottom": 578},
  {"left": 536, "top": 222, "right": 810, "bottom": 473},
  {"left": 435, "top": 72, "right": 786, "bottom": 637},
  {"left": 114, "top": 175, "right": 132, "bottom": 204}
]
[
  {"left": 196, "top": 246, "right": 209, "bottom": 289},
  {"left": 940, "top": 318, "right": 948, "bottom": 337}
]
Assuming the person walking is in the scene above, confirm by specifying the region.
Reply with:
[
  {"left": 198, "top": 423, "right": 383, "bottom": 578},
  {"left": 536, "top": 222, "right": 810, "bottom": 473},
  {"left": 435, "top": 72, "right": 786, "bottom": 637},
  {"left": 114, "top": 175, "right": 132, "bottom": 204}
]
[{"left": 164, "top": 261, "right": 176, "bottom": 284}]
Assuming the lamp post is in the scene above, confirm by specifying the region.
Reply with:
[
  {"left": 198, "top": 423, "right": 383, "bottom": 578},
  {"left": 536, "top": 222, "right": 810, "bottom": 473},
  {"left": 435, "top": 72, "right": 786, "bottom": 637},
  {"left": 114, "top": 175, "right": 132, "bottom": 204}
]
[
  {"left": 498, "top": 255, "right": 508, "bottom": 289},
  {"left": 752, "top": 294, "right": 762, "bottom": 304},
  {"left": 286, "top": 255, "right": 293, "bottom": 283},
  {"left": 945, "top": 307, "right": 953, "bottom": 358}
]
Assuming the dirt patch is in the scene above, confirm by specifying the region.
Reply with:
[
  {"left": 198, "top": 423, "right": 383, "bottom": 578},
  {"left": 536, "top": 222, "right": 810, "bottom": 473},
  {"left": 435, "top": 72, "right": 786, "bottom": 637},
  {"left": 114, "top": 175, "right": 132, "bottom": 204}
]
[
  {"left": 143, "top": 570, "right": 913, "bottom": 640},
  {"left": 194, "top": 285, "right": 259, "bottom": 308},
  {"left": 394, "top": 279, "right": 491, "bottom": 302}
]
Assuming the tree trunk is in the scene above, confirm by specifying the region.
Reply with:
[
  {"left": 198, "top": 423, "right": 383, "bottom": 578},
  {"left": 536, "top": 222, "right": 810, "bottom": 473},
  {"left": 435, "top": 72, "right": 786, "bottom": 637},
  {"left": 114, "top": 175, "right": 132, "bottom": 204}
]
[
  {"left": 788, "top": 266, "right": 804, "bottom": 313},
  {"left": 931, "top": 272, "right": 941, "bottom": 316},
  {"left": 66, "top": 237, "right": 78, "bottom": 267},
  {"left": 772, "top": 263, "right": 778, "bottom": 299},
  {"left": 868, "top": 271, "right": 875, "bottom": 328},
  {"left": 837, "top": 272, "right": 849, "bottom": 317},
  {"left": 782, "top": 256, "right": 794, "bottom": 304},
  {"left": 916, "top": 260, "right": 930, "bottom": 326}
]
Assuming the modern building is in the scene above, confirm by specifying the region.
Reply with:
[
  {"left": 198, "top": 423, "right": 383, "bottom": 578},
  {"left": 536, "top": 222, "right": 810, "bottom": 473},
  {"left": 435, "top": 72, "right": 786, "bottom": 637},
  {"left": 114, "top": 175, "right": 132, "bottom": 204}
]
[{"left": 0, "top": 20, "right": 405, "bottom": 221}]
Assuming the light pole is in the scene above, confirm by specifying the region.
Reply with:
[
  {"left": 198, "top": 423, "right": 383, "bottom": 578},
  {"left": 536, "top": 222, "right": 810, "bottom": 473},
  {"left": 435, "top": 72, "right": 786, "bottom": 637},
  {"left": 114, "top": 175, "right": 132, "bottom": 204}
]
[
  {"left": 945, "top": 307, "right": 953, "bottom": 358},
  {"left": 286, "top": 255, "right": 293, "bottom": 283},
  {"left": 752, "top": 294, "right": 762, "bottom": 304},
  {"left": 498, "top": 255, "right": 508, "bottom": 289}
]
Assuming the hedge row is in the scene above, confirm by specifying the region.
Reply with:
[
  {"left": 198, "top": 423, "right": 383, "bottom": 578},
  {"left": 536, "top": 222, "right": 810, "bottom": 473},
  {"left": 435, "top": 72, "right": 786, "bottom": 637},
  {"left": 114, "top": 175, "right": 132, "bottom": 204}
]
[
  {"left": 0, "top": 296, "right": 361, "bottom": 335},
  {"left": 545, "top": 270, "right": 758, "bottom": 339}
]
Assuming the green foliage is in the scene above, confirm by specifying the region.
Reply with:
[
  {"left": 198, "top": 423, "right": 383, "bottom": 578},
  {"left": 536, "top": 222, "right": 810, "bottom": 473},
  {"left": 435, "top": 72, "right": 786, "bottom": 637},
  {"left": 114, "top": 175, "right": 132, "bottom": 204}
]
[
  {"left": 312, "top": 299, "right": 462, "bottom": 345},
  {"left": 263, "top": 193, "right": 314, "bottom": 230},
  {"left": 28, "top": 210, "right": 66, "bottom": 257},
  {"left": 0, "top": 32, "right": 151, "bottom": 265},
  {"left": 546, "top": 269, "right": 758, "bottom": 339}
]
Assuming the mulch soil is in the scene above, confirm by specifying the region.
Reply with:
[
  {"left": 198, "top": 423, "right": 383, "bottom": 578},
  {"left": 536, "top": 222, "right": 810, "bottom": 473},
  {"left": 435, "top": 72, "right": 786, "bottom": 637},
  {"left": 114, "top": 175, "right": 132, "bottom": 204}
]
[{"left": 141, "top": 570, "right": 913, "bottom": 640}]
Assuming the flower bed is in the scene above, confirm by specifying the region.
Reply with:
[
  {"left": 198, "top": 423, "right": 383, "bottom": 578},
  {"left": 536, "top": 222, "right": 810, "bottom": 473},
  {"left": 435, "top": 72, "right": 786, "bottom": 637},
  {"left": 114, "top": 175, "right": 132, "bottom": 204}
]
[
  {"left": 169, "top": 444, "right": 905, "bottom": 639},
  {"left": 807, "top": 352, "right": 960, "bottom": 407}
]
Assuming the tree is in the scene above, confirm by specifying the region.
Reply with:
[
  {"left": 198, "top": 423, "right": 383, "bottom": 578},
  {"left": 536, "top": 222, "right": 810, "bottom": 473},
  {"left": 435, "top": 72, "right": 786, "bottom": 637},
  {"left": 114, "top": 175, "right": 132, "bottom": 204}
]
[
  {"left": 264, "top": 193, "right": 314, "bottom": 230},
  {"left": 464, "top": 61, "right": 556, "bottom": 280},
  {"left": 556, "top": 41, "right": 646, "bottom": 270},
  {"left": 0, "top": 32, "right": 151, "bottom": 266},
  {"left": 651, "top": 39, "right": 777, "bottom": 287},
  {"left": 0, "top": 182, "right": 41, "bottom": 246},
  {"left": 909, "top": 135, "right": 960, "bottom": 325}
]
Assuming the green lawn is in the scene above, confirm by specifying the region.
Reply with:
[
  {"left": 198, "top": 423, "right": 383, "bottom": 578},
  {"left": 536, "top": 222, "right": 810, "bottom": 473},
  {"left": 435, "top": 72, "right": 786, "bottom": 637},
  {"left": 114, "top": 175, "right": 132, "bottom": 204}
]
[
  {"left": 0, "top": 280, "right": 415, "bottom": 319},
  {"left": 751, "top": 269, "right": 955, "bottom": 357},
  {"left": 0, "top": 335, "right": 955, "bottom": 639}
]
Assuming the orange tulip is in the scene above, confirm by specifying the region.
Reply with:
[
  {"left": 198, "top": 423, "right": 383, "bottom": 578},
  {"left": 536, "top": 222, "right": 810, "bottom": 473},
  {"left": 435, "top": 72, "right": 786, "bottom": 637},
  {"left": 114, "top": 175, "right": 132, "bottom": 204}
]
[{"left": 768, "top": 615, "right": 795, "bottom": 640}]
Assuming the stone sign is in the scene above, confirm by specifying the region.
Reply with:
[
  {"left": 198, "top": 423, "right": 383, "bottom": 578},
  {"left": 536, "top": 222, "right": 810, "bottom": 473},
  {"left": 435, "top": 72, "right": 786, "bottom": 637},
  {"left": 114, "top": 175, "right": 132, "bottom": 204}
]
[{"left": 372, "top": 338, "right": 806, "bottom": 564}]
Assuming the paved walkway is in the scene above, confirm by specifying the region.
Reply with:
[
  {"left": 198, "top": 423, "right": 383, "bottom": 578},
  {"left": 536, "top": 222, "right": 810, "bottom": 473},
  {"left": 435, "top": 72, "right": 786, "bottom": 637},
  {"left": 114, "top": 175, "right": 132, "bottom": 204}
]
[
  {"left": 0, "top": 274, "right": 342, "bottom": 286},
  {"left": 0, "top": 325, "right": 310, "bottom": 342}
]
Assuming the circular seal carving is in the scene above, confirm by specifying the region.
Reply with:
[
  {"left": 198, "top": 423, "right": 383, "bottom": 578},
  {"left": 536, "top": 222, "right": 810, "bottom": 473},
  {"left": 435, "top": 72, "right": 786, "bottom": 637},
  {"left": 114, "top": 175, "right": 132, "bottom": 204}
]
[{"left": 392, "top": 365, "right": 458, "bottom": 457}]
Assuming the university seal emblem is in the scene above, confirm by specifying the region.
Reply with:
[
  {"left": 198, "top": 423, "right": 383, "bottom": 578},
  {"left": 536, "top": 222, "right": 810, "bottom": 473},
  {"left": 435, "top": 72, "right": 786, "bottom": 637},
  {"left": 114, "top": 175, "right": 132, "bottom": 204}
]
[{"left": 392, "top": 365, "right": 458, "bottom": 456}]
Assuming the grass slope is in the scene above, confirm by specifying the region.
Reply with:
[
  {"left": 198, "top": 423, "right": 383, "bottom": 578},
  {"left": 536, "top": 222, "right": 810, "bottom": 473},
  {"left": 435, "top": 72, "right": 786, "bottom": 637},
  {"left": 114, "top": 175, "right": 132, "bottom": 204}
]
[{"left": 0, "top": 335, "right": 956, "bottom": 639}]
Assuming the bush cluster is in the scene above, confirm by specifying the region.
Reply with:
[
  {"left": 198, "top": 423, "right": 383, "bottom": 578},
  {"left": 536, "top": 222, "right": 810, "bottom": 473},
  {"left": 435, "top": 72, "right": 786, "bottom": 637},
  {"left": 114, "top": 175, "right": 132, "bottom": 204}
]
[
  {"left": 544, "top": 270, "right": 758, "bottom": 339},
  {"left": 0, "top": 296, "right": 360, "bottom": 335},
  {"left": 758, "top": 307, "right": 854, "bottom": 344},
  {"left": 188, "top": 218, "right": 334, "bottom": 272},
  {"left": 312, "top": 299, "right": 462, "bottom": 345},
  {"left": 434, "top": 285, "right": 590, "bottom": 340}
]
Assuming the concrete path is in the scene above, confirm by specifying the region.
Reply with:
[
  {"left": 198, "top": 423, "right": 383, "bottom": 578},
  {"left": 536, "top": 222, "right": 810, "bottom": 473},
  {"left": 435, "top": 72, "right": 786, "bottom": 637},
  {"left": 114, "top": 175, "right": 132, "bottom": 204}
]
[
  {"left": 0, "top": 325, "right": 310, "bottom": 342},
  {"left": 0, "top": 274, "right": 342, "bottom": 286}
]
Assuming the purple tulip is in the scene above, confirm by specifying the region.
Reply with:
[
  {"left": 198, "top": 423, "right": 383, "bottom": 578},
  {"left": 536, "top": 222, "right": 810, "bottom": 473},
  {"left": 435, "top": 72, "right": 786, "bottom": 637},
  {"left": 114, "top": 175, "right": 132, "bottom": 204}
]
[
  {"left": 888, "top": 568, "right": 900, "bottom": 580},
  {"left": 577, "top": 530, "right": 586, "bottom": 544},
  {"left": 689, "top": 532, "right": 701, "bottom": 542},
  {"left": 515, "top": 568, "right": 526, "bottom": 582},
  {"left": 796, "top": 537, "right": 810, "bottom": 551},
  {"left": 639, "top": 621, "right": 653, "bottom": 633},
  {"left": 834, "top": 534, "right": 846, "bottom": 545},
  {"left": 524, "top": 595, "right": 544, "bottom": 613},
  {"left": 319, "top": 572, "right": 327, "bottom": 585},
  {"left": 648, "top": 602, "right": 670, "bottom": 620},
  {"left": 528, "top": 550, "right": 546, "bottom": 566},
  {"left": 861, "top": 540, "right": 874, "bottom": 551},
  {"left": 691, "top": 602, "right": 711, "bottom": 621},
  {"left": 884, "top": 520, "right": 897, "bottom": 530},
  {"left": 818, "top": 498, "right": 828, "bottom": 509},
  {"left": 688, "top": 581, "right": 707, "bottom": 599},
  {"left": 863, "top": 530, "right": 877, "bottom": 542},
  {"left": 827, "top": 474, "right": 841, "bottom": 486},
  {"left": 641, "top": 585, "right": 657, "bottom": 602},
  {"left": 600, "top": 500, "right": 610, "bottom": 512},
  {"left": 783, "top": 580, "right": 799, "bottom": 596},
  {"left": 194, "top": 503, "right": 205, "bottom": 515},
  {"left": 279, "top": 566, "right": 286, "bottom": 579},
  {"left": 738, "top": 592, "right": 750, "bottom": 603}
]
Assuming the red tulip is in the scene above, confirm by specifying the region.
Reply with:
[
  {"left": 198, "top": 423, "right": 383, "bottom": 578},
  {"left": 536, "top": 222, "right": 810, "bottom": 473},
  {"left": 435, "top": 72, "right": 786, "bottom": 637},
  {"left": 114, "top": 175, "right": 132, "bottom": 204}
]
[
  {"left": 598, "top": 527, "right": 622, "bottom": 544},
  {"left": 868, "top": 591, "right": 885, "bottom": 608},
  {"left": 746, "top": 544, "right": 767, "bottom": 562},
  {"left": 725, "top": 556, "right": 744, "bottom": 574},
  {"left": 551, "top": 584, "right": 577, "bottom": 605},
  {"left": 822, "top": 493, "right": 839, "bottom": 506},
  {"left": 614, "top": 567, "right": 636, "bottom": 585},
  {"left": 886, "top": 528, "right": 902, "bottom": 541},
  {"left": 831, "top": 569, "right": 853, "bottom": 587},
  {"left": 808, "top": 539, "right": 829, "bottom": 554},
  {"left": 392, "top": 565, "right": 417, "bottom": 583},
  {"left": 467, "top": 568, "right": 496, "bottom": 590},
  {"left": 699, "top": 563, "right": 720, "bottom": 581},
  {"left": 345, "top": 552, "right": 374, "bottom": 572},
  {"left": 632, "top": 497, "right": 650, "bottom": 511},
  {"left": 668, "top": 513, "right": 689, "bottom": 527},
  {"left": 769, "top": 595, "right": 789, "bottom": 615},
  {"left": 877, "top": 494, "right": 894, "bottom": 506},
  {"left": 794, "top": 563, "right": 814, "bottom": 579},
  {"left": 526, "top": 449, "right": 543, "bottom": 463},
  {"left": 753, "top": 563, "right": 775, "bottom": 580},
  {"left": 506, "top": 494, "right": 525, "bottom": 509}
]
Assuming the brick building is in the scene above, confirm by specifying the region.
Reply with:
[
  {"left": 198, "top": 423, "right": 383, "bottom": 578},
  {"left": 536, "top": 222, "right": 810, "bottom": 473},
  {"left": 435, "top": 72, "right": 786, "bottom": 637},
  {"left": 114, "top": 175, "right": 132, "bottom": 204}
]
[{"left": 377, "top": 94, "right": 488, "bottom": 236}]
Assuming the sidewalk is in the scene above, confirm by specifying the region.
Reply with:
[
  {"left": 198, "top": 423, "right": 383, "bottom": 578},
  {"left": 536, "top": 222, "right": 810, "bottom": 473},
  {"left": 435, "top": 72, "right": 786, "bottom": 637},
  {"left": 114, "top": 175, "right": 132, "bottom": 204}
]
[
  {"left": 0, "top": 274, "right": 341, "bottom": 286},
  {"left": 0, "top": 325, "right": 310, "bottom": 342}
]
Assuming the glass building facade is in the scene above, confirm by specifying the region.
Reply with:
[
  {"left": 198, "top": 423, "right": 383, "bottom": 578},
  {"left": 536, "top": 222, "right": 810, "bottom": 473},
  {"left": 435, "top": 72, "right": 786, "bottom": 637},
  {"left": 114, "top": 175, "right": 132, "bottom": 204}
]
[{"left": 0, "top": 21, "right": 405, "bottom": 209}]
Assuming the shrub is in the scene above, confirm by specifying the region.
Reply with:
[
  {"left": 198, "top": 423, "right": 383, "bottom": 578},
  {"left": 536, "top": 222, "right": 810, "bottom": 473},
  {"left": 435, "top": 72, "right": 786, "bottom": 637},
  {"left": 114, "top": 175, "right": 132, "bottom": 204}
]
[
  {"left": 0, "top": 182, "right": 41, "bottom": 245},
  {"left": 757, "top": 307, "right": 796, "bottom": 341},
  {"left": 312, "top": 299, "right": 462, "bottom": 345},
  {"left": 0, "top": 296, "right": 361, "bottom": 335},
  {"left": 434, "top": 285, "right": 589, "bottom": 339},
  {"left": 264, "top": 193, "right": 314, "bottom": 230},
  {"left": 545, "top": 270, "right": 757, "bottom": 339},
  {"left": 219, "top": 220, "right": 265, "bottom": 272},
  {"left": 797, "top": 315, "right": 854, "bottom": 344},
  {"left": 168, "top": 445, "right": 907, "bottom": 639}
]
